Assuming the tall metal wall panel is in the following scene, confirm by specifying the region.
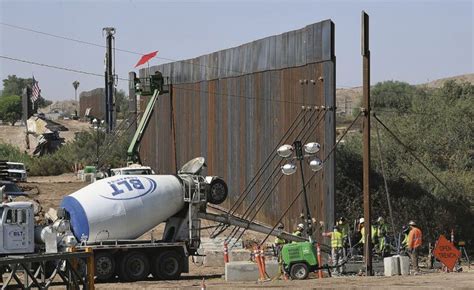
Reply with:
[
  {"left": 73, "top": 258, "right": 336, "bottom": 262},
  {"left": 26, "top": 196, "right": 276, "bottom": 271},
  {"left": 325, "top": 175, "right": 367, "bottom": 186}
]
[
  {"left": 79, "top": 88, "right": 105, "bottom": 120},
  {"left": 136, "top": 20, "right": 335, "bottom": 232}
]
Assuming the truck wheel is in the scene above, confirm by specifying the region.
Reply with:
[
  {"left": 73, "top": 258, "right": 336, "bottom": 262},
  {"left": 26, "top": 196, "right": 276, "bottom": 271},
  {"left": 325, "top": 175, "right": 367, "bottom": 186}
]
[
  {"left": 207, "top": 178, "right": 228, "bottom": 205},
  {"left": 290, "top": 263, "right": 309, "bottom": 280},
  {"left": 152, "top": 251, "right": 183, "bottom": 280},
  {"left": 119, "top": 251, "right": 150, "bottom": 282},
  {"left": 95, "top": 252, "right": 116, "bottom": 281}
]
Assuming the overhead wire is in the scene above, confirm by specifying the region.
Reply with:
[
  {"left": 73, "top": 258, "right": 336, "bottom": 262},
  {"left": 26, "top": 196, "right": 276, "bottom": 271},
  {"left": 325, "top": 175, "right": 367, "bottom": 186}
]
[
  {"left": 210, "top": 109, "right": 308, "bottom": 238},
  {"left": 227, "top": 109, "right": 307, "bottom": 214},
  {"left": 373, "top": 113, "right": 452, "bottom": 193},
  {"left": 257, "top": 112, "right": 363, "bottom": 247},
  {"left": 374, "top": 119, "right": 397, "bottom": 243},
  {"left": 224, "top": 111, "right": 318, "bottom": 243},
  {"left": 0, "top": 55, "right": 115, "bottom": 79},
  {"left": 96, "top": 112, "right": 138, "bottom": 166},
  {"left": 228, "top": 109, "right": 328, "bottom": 244},
  {"left": 0, "top": 55, "right": 317, "bottom": 107},
  {"left": 1, "top": 21, "right": 356, "bottom": 88},
  {"left": 224, "top": 111, "right": 317, "bottom": 243},
  {"left": 321, "top": 110, "right": 361, "bottom": 163},
  {"left": 0, "top": 21, "right": 246, "bottom": 75}
]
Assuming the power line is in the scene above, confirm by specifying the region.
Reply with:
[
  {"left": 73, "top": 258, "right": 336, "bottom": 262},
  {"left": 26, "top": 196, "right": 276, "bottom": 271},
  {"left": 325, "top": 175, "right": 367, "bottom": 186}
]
[
  {"left": 0, "top": 55, "right": 121, "bottom": 80},
  {"left": 1, "top": 21, "right": 356, "bottom": 88},
  {"left": 0, "top": 21, "right": 246, "bottom": 75},
  {"left": 373, "top": 113, "right": 452, "bottom": 193},
  {"left": 1, "top": 54, "right": 316, "bottom": 107}
]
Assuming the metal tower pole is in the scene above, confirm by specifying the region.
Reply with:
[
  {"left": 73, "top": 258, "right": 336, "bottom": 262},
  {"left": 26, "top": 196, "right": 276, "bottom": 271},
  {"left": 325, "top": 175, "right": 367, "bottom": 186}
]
[{"left": 361, "top": 11, "right": 373, "bottom": 276}]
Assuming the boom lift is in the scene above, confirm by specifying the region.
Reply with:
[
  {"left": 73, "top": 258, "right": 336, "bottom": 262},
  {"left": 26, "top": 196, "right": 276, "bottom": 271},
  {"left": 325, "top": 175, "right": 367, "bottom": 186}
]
[
  {"left": 109, "top": 71, "right": 168, "bottom": 176},
  {"left": 127, "top": 71, "right": 169, "bottom": 165}
]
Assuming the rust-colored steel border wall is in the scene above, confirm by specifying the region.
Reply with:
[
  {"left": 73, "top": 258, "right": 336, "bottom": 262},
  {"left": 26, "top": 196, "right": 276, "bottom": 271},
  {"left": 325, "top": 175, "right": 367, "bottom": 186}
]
[
  {"left": 137, "top": 20, "right": 335, "bottom": 232},
  {"left": 79, "top": 88, "right": 106, "bottom": 120}
]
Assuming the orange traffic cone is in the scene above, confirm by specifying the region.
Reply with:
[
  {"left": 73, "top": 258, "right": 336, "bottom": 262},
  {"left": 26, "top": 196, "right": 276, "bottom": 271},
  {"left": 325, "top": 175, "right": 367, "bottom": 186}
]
[
  {"left": 316, "top": 243, "right": 323, "bottom": 279},
  {"left": 224, "top": 242, "right": 230, "bottom": 263}
]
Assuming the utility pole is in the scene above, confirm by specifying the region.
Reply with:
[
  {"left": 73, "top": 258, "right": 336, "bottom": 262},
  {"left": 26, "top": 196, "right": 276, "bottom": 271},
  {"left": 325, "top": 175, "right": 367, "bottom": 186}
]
[
  {"left": 361, "top": 11, "right": 373, "bottom": 276},
  {"left": 103, "top": 27, "right": 116, "bottom": 133}
]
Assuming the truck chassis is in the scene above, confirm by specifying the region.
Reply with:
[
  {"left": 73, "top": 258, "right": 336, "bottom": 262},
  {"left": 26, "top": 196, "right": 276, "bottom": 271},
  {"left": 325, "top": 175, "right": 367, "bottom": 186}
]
[{"left": 76, "top": 240, "right": 189, "bottom": 282}]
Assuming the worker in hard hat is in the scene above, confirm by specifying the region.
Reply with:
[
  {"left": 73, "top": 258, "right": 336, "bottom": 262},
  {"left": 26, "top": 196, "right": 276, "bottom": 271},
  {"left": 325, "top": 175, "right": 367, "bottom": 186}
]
[
  {"left": 358, "top": 218, "right": 378, "bottom": 247},
  {"left": 292, "top": 223, "right": 304, "bottom": 239},
  {"left": 323, "top": 225, "right": 345, "bottom": 275},
  {"left": 376, "top": 217, "right": 389, "bottom": 256},
  {"left": 400, "top": 225, "right": 410, "bottom": 254},
  {"left": 274, "top": 223, "right": 287, "bottom": 257},
  {"left": 407, "top": 220, "right": 422, "bottom": 274},
  {"left": 337, "top": 217, "right": 350, "bottom": 257}
]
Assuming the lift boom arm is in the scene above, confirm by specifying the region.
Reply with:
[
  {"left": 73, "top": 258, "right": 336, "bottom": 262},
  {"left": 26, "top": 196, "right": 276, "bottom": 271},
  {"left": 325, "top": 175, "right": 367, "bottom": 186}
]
[{"left": 127, "top": 89, "right": 160, "bottom": 164}]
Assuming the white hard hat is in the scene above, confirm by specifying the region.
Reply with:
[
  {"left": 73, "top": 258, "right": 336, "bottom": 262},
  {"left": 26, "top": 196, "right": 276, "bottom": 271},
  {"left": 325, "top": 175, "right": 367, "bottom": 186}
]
[
  {"left": 297, "top": 223, "right": 304, "bottom": 229},
  {"left": 359, "top": 218, "right": 365, "bottom": 223},
  {"left": 408, "top": 220, "right": 416, "bottom": 226}
]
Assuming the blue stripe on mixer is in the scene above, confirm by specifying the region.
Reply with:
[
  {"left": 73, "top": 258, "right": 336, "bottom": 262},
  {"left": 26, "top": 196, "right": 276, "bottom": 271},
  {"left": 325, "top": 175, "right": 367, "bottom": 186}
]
[{"left": 60, "top": 196, "right": 90, "bottom": 241}]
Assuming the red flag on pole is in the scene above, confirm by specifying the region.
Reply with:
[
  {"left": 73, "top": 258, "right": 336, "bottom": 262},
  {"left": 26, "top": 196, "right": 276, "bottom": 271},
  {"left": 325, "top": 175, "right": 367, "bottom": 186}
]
[{"left": 135, "top": 51, "right": 159, "bottom": 67}]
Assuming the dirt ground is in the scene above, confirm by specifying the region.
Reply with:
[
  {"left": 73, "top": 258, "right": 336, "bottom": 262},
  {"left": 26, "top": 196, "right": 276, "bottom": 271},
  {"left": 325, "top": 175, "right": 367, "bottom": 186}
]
[
  {"left": 95, "top": 270, "right": 474, "bottom": 289},
  {"left": 13, "top": 174, "right": 474, "bottom": 289}
]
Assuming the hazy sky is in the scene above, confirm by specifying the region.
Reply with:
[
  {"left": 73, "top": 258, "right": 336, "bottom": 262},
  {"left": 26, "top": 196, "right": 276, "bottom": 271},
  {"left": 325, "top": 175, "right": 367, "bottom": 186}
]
[{"left": 0, "top": 0, "right": 472, "bottom": 101}]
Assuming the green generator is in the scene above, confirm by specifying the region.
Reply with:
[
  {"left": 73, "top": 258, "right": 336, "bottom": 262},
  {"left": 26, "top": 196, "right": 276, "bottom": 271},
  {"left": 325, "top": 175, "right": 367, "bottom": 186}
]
[{"left": 281, "top": 242, "right": 318, "bottom": 279}]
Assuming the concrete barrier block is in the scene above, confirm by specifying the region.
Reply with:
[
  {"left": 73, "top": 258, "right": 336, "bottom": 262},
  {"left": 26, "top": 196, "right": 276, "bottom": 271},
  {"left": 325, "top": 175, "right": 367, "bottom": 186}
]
[
  {"left": 384, "top": 256, "right": 400, "bottom": 276},
  {"left": 225, "top": 261, "right": 279, "bottom": 281},
  {"left": 397, "top": 255, "right": 410, "bottom": 275},
  {"left": 203, "top": 249, "right": 224, "bottom": 267},
  {"left": 229, "top": 249, "right": 251, "bottom": 262}
]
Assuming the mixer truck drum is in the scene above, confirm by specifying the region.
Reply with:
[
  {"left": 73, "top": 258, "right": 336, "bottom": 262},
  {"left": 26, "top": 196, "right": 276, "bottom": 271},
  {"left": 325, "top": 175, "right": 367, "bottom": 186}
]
[{"left": 206, "top": 177, "right": 228, "bottom": 205}]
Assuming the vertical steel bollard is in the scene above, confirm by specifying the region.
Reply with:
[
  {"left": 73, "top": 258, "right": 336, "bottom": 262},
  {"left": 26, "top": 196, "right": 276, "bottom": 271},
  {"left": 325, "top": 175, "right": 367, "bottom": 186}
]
[
  {"left": 223, "top": 242, "right": 230, "bottom": 264},
  {"left": 316, "top": 243, "right": 323, "bottom": 279},
  {"left": 85, "top": 247, "right": 95, "bottom": 290}
]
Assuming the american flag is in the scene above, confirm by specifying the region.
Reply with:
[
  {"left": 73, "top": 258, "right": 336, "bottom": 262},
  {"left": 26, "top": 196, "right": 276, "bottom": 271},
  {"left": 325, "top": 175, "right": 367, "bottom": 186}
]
[{"left": 31, "top": 76, "right": 41, "bottom": 102}]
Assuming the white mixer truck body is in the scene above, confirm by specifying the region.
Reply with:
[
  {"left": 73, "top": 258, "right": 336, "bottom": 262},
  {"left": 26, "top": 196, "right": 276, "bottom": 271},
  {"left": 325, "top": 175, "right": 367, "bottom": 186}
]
[{"left": 61, "top": 175, "right": 185, "bottom": 242}]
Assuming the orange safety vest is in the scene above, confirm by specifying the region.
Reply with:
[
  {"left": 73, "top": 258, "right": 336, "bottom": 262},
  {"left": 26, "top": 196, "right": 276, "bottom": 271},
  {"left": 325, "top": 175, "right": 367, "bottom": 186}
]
[{"left": 408, "top": 227, "right": 422, "bottom": 249}]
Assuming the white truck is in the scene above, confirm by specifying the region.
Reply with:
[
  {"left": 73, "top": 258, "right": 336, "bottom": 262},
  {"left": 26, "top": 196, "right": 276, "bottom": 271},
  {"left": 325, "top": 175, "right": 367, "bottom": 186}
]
[
  {"left": 109, "top": 164, "right": 155, "bottom": 176},
  {"left": 6, "top": 162, "right": 27, "bottom": 182},
  {"left": 0, "top": 157, "right": 304, "bottom": 282}
]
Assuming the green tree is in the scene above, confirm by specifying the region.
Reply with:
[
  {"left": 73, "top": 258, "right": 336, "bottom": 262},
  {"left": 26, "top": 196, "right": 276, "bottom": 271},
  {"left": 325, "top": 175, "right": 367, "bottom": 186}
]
[
  {"left": 115, "top": 89, "right": 129, "bottom": 119},
  {"left": 0, "top": 95, "right": 22, "bottom": 125},
  {"left": 36, "top": 96, "right": 53, "bottom": 108},
  {"left": 2, "top": 75, "right": 32, "bottom": 97},
  {"left": 371, "top": 80, "right": 418, "bottom": 112},
  {"left": 336, "top": 80, "right": 474, "bottom": 246}
]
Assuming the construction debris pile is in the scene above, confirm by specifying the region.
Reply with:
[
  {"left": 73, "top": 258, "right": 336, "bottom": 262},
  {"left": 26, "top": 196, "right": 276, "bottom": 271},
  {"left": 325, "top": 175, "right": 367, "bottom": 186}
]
[{"left": 27, "top": 115, "right": 68, "bottom": 156}]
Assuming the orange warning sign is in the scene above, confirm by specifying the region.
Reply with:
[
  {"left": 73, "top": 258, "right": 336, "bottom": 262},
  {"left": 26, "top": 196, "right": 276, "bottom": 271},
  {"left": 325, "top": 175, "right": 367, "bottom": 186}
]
[{"left": 433, "top": 235, "right": 461, "bottom": 271}]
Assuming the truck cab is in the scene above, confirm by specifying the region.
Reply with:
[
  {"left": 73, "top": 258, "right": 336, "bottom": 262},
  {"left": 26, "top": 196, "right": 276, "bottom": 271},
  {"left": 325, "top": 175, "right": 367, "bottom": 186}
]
[
  {"left": 109, "top": 164, "right": 155, "bottom": 176},
  {"left": 0, "top": 202, "right": 35, "bottom": 255},
  {"left": 6, "top": 162, "right": 27, "bottom": 182}
]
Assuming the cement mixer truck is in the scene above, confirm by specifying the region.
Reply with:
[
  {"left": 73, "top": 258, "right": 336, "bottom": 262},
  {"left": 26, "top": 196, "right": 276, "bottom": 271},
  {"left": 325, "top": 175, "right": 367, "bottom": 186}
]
[{"left": 0, "top": 157, "right": 305, "bottom": 283}]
